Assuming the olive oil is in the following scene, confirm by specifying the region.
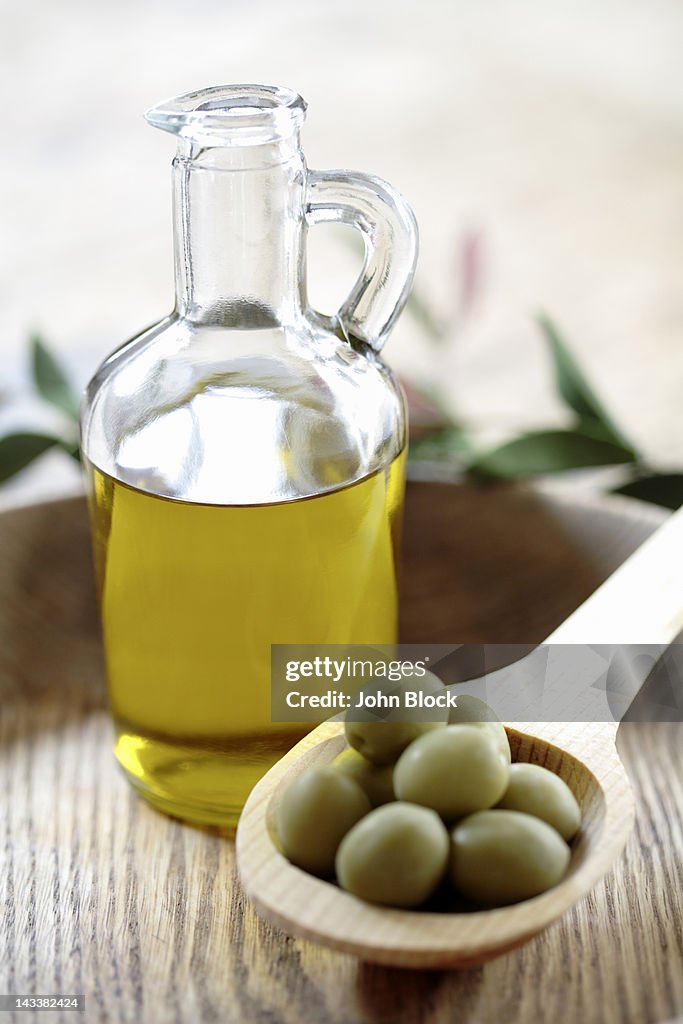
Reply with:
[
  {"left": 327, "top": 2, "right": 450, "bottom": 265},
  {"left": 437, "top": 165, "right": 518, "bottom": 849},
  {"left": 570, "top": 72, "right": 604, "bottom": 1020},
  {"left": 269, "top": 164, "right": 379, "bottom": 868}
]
[{"left": 86, "top": 451, "right": 405, "bottom": 827}]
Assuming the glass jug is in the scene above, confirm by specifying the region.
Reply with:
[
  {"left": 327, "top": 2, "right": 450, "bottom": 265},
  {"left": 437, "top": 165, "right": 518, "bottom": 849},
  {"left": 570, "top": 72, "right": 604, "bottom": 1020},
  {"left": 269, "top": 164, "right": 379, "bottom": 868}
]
[{"left": 80, "top": 85, "right": 418, "bottom": 827}]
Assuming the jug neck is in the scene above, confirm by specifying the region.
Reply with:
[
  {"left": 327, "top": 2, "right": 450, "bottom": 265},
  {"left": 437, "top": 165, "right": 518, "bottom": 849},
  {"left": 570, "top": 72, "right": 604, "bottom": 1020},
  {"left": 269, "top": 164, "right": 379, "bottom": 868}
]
[{"left": 172, "top": 137, "right": 306, "bottom": 326}]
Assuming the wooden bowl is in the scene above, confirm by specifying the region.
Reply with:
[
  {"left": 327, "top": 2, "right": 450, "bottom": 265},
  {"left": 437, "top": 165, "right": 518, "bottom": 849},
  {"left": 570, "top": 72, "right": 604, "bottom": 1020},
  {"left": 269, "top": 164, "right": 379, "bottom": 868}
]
[{"left": 1, "top": 482, "right": 681, "bottom": 1022}]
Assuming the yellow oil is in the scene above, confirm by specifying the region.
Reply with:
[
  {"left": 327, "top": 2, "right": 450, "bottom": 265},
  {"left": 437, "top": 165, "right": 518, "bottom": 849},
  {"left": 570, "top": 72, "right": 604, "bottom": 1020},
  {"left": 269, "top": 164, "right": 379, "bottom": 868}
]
[{"left": 86, "top": 451, "right": 405, "bottom": 827}]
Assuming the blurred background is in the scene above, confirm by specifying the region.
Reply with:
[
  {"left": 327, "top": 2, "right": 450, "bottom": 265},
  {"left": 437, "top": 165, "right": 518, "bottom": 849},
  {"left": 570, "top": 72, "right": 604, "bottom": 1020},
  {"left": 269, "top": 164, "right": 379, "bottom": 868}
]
[{"left": 2, "top": 0, "right": 683, "bottom": 505}]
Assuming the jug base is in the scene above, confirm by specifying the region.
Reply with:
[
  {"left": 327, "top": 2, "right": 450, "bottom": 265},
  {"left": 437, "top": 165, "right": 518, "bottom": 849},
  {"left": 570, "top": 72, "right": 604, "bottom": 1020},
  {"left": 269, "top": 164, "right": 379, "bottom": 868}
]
[{"left": 113, "top": 723, "right": 310, "bottom": 828}]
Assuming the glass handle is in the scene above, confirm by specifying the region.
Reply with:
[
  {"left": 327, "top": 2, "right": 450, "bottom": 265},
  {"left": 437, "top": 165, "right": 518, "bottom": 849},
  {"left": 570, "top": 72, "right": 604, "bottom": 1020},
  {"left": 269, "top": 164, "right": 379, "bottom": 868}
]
[{"left": 305, "top": 170, "right": 418, "bottom": 352}]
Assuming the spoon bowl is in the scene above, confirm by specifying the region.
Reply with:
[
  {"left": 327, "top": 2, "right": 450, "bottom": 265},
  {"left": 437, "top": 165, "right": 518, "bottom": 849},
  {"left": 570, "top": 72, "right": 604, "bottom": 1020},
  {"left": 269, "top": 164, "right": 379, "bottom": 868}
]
[{"left": 236, "top": 718, "right": 632, "bottom": 968}]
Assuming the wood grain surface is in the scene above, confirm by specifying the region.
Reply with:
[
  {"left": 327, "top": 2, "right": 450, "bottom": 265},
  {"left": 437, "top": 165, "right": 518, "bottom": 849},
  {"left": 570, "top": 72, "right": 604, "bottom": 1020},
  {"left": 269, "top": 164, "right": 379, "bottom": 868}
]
[{"left": 1, "top": 482, "right": 682, "bottom": 1024}]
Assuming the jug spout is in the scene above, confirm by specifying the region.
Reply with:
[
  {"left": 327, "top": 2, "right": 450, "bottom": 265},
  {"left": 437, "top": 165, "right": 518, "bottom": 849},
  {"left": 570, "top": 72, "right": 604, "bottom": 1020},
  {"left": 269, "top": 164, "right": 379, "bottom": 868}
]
[{"left": 145, "top": 84, "right": 307, "bottom": 148}]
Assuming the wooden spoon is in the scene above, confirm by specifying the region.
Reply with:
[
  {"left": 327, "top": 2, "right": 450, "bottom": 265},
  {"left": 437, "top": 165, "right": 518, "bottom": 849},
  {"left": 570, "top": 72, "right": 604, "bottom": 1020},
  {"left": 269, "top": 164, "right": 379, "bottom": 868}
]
[{"left": 236, "top": 505, "right": 683, "bottom": 968}]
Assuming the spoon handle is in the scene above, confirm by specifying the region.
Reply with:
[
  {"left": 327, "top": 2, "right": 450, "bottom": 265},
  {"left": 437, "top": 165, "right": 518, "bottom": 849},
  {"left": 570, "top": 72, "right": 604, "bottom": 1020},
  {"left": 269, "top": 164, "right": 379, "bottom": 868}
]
[
  {"left": 523, "top": 504, "right": 683, "bottom": 754},
  {"left": 545, "top": 505, "right": 683, "bottom": 644}
]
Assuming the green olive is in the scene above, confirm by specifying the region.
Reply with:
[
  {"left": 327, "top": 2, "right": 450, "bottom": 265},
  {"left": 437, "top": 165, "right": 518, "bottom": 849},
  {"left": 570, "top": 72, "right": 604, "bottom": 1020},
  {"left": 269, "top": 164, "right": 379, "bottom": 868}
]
[
  {"left": 277, "top": 767, "right": 371, "bottom": 877},
  {"left": 474, "top": 722, "right": 511, "bottom": 764},
  {"left": 393, "top": 725, "right": 509, "bottom": 820},
  {"left": 336, "top": 802, "right": 449, "bottom": 908},
  {"left": 448, "top": 696, "right": 511, "bottom": 764},
  {"left": 496, "top": 763, "right": 581, "bottom": 840},
  {"left": 450, "top": 809, "right": 571, "bottom": 905},
  {"left": 344, "top": 718, "right": 447, "bottom": 766},
  {"left": 344, "top": 671, "right": 449, "bottom": 766},
  {"left": 448, "top": 694, "right": 500, "bottom": 723},
  {"left": 331, "top": 748, "right": 395, "bottom": 806}
]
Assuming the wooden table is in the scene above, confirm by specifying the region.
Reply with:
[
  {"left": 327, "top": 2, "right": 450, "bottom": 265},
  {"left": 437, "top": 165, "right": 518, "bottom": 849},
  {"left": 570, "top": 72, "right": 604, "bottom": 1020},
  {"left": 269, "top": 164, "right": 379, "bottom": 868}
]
[{"left": 1, "top": 483, "right": 681, "bottom": 1024}]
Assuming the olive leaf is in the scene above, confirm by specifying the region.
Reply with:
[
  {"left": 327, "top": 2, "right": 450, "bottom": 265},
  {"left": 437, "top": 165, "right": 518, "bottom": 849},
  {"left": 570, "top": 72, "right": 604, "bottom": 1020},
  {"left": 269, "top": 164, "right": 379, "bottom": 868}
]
[
  {"left": 0, "top": 432, "right": 62, "bottom": 484},
  {"left": 467, "top": 428, "right": 637, "bottom": 480},
  {"left": 60, "top": 440, "right": 82, "bottom": 464},
  {"left": 31, "top": 334, "right": 81, "bottom": 422},
  {"left": 612, "top": 474, "right": 683, "bottom": 511},
  {"left": 536, "top": 315, "right": 634, "bottom": 450},
  {"left": 409, "top": 425, "right": 474, "bottom": 461}
]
